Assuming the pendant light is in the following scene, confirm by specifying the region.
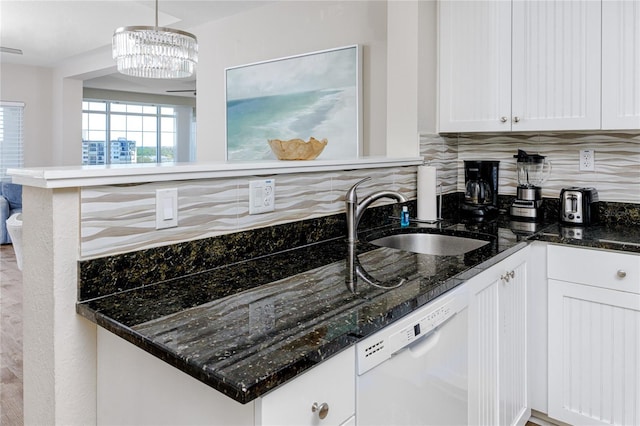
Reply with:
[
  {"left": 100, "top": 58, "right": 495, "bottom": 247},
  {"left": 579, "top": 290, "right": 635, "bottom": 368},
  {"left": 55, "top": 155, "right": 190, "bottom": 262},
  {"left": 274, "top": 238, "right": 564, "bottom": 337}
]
[{"left": 112, "top": 0, "right": 198, "bottom": 79}]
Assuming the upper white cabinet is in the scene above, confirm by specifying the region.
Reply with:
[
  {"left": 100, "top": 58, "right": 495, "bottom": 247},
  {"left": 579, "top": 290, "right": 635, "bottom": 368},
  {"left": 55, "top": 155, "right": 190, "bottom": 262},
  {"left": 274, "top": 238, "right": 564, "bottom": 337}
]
[
  {"left": 438, "top": 0, "right": 602, "bottom": 133},
  {"left": 602, "top": 0, "right": 640, "bottom": 130},
  {"left": 438, "top": 1, "right": 512, "bottom": 132},
  {"left": 511, "top": 1, "right": 601, "bottom": 131}
]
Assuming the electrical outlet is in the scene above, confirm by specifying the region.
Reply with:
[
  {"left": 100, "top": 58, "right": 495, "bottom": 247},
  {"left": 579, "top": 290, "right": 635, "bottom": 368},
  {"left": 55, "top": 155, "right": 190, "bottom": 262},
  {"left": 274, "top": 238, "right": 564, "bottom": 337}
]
[
  {"left": 579, "top": 149, "right": 595, "bottom": 171},
  {"left": 249, "top": 179, "right": 275, "bottom": 214}
]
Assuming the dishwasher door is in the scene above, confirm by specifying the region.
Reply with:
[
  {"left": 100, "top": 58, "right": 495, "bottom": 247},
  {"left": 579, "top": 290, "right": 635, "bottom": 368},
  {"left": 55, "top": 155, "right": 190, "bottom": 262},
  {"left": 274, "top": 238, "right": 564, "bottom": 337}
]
[{"left": 356, "top": 304, "right": 468, "bottom": 426}]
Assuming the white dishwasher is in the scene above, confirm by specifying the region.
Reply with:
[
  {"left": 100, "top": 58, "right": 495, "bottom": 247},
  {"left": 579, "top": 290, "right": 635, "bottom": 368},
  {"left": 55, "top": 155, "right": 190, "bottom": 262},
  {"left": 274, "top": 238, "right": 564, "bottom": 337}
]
[{"left": 356, "top": 284, "right": 468, "bottom": 426}]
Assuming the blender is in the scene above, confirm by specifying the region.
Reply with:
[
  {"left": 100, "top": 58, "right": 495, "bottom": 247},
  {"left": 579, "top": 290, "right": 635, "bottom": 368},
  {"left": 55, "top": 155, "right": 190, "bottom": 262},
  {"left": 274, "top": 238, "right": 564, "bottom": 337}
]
[{"left": 509, "top": 150, "right": 551, "bottom": 221}]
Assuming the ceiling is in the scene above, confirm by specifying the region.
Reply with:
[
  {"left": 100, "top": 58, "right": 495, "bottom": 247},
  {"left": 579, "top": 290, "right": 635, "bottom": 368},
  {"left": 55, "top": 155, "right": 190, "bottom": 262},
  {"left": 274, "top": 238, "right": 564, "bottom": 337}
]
[{"left": 0, "top": 0, "right": 268, "bottom": 96}]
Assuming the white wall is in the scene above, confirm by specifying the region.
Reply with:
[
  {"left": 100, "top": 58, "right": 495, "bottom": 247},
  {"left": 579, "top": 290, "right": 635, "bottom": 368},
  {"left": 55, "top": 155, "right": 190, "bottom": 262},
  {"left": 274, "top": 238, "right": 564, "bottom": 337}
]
[
  {"left": 193, "top": 0, "right": 389, "bottom": 161},
  {"left": 386, "top": 1, "right": 419, "bottom": 157},
  {"left": 3, "top": 1, "right": 431, "bottom": 166},
  {"left": 418, "top": 0, "right": 438, "bottom": 134},
  {"left": 0, "top": 63, "right": 54, "bottom": 167}
]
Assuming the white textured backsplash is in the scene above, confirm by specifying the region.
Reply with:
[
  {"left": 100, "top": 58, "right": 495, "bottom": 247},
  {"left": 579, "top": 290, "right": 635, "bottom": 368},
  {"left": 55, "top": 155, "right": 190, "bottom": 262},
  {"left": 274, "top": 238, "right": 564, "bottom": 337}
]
[
  {"left": 80, "top": 166, "right": 417, "bottom": 258},
  {"left": 81, "top": 132, "right": 639, "bottom": 258},
  {"left": 420, "top": 132, "right": 640, "bottom": 203}
]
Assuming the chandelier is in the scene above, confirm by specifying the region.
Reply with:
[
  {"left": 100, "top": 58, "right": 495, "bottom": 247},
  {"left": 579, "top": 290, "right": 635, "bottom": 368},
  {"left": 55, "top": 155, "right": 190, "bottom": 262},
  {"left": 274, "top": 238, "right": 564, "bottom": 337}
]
[{"left": 112, "top": 0, "right": 198, "bottom": 79}]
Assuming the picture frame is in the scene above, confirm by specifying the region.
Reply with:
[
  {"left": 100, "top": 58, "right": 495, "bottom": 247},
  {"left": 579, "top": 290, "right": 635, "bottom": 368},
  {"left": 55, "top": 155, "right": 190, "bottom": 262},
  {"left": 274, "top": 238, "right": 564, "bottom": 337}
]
[{"left": 225, "top": 45, "right": 362, "bottom": 161}]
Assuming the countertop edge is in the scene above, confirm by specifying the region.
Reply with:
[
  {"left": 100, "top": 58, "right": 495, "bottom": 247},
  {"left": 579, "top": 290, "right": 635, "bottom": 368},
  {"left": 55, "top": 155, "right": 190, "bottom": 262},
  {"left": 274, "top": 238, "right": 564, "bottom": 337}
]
[
  {"left": 8, "top": 157, "right": 423, "bottom": 189},
  {"left": 531, "top": 233, "right": 640, "bottom": 254}
]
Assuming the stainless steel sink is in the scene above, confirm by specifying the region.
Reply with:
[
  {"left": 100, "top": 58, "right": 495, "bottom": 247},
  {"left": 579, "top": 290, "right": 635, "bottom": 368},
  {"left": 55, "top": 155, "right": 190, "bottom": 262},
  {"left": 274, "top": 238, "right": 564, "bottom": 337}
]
[{"left": 369, "top": 233, "right": 490, "bottom": 256}]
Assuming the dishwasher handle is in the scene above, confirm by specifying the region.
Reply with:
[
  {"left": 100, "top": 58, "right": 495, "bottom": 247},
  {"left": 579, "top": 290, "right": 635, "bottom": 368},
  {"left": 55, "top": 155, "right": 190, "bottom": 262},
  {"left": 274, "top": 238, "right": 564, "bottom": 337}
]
[
  {"left": 402, "top": 308, "right": 458, "bottom": 358},
  {"left": 408, "top": 329, "right": 441, "bottom": 358},
  {"left": 387, "top": 301, "right": 463, "bottom": 358}
]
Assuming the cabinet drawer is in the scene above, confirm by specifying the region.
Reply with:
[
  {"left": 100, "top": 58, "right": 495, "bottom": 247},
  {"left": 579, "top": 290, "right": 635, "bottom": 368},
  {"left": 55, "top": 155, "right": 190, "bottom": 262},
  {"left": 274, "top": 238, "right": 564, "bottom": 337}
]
[
  {"left": 256, "top": 347, "right": 355, "bottom": 426},
  {"left": 548, "top": 245, "right": 640, "bottom": 294}
]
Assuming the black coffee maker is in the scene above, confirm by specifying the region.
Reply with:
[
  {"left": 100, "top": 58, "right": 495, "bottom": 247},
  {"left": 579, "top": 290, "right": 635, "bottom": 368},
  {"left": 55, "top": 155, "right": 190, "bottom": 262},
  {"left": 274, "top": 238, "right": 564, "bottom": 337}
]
[{"left": 462, "top": 160, "right": 500, "bottom": 218}]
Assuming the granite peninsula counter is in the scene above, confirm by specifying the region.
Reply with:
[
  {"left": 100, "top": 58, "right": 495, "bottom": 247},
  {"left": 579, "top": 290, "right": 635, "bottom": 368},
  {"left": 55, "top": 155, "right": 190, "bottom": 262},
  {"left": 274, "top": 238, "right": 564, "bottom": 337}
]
[
  {"left": 76, "top": 212, "right": 640, "bottom": 406},
  {"left": 77, "top": 219, "right": 528, "bottom": 404}
]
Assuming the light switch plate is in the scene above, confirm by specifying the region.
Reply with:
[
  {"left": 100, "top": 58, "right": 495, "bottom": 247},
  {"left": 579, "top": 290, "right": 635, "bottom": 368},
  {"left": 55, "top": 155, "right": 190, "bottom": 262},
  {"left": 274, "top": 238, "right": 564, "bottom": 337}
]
[
  {"left": 156, "top": 188, "right": 178, "bottom": 229},
  {"left": 249, "top": 179, "right": 275, "bottom": 214}
]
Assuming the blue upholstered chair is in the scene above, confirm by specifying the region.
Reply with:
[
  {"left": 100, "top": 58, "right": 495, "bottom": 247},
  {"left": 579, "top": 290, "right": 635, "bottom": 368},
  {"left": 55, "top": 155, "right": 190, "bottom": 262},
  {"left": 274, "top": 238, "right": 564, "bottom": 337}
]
[{"left": 0, "top": 182, "right": 22, "bottom": 244}]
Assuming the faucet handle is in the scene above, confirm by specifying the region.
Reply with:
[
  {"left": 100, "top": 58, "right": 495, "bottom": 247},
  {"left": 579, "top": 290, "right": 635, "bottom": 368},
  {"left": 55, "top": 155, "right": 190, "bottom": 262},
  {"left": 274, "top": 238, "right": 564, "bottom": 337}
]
[{"left": 346, "top": 177, "right": 371, "bottom": 202}]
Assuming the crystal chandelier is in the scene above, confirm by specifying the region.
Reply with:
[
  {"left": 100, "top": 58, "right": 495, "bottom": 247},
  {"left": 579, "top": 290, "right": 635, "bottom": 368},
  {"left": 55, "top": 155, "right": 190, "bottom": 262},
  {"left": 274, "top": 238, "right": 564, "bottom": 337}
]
[{"left": 112, "top": 0, "right": 198, "bottom": 79}]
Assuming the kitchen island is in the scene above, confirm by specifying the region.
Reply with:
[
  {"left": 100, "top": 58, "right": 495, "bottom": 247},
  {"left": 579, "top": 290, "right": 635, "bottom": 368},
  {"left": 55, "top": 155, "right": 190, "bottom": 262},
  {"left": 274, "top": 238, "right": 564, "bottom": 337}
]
[
  {"left": 77, "top": 219, "right": 527, "bottom": 405},
  {"left": 76, "top": 211, "right": 640, "bottom": 425}
]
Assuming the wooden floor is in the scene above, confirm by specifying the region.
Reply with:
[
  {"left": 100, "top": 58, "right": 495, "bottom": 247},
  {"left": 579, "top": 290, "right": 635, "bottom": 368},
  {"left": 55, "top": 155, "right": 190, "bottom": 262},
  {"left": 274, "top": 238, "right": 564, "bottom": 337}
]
[{"left": 0, "top": 245, "right": 23, "bottom": 426}]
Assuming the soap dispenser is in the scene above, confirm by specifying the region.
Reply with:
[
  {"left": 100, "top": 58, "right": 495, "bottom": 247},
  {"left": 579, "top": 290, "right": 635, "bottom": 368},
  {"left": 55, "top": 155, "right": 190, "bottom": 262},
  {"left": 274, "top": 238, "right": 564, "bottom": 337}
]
[{"left": 400, "top": 206, "right": 410, "bottom": 227}]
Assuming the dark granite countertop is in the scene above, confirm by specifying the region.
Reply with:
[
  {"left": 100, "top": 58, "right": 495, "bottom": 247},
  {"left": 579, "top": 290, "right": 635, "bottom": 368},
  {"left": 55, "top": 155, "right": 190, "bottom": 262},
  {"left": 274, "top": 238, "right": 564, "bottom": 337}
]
[
  {"left": 76, "top": 216, "right": 639, "bottom": 405},
  {"left": 530, "top": 222, "right": 640, "bottom": 254},
  {"left": 77, "top": 219, "right": 528, "bottom": 404}
]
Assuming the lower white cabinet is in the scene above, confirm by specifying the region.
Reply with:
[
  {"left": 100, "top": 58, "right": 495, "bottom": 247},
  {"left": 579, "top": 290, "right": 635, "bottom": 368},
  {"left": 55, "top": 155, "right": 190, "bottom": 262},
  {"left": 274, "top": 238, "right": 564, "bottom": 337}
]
[
  {"left": 97, "top": 328, "right": 355, "bottom": 426},
  {"left": 467, "top": 247, "right": 530, "bottom": 426},
  {"left": 547, "top": 245, "right": 640, "bottom": 426},
  {"left": 255, "top": 347, "right": 355, "bottom": 426}
]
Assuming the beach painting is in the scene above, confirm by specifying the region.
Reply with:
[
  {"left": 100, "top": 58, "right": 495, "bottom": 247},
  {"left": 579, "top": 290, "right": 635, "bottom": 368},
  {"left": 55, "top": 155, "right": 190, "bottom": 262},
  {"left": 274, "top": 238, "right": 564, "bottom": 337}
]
[{"left": 225, "top": 45, "right": 362, "bottom": 161}]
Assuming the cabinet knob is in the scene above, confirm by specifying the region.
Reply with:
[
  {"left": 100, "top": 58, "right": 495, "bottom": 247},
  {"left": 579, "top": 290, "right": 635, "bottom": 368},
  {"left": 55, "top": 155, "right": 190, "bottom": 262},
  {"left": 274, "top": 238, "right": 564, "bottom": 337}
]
[
  {"left": 500, "top": 116, "right": 508, "bottom": 123},
  {"left": 617, "top": 269, "right": 627, "bottom": 278},
  {"left": 501, "top": 270, "right": 515, "bottom": 282},
  {"left": 312, "top": 402, "right": 329, "bottom": 420},
  {"left": 513, "top": 116, "right": 521, "bottom": 123}
]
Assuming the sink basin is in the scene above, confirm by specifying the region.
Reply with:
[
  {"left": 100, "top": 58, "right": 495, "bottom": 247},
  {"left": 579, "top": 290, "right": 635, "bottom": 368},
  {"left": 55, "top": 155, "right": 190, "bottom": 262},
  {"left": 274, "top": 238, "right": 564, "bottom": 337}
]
[{"left": 369, "top": 233, "right": 490, "bottom": 256}]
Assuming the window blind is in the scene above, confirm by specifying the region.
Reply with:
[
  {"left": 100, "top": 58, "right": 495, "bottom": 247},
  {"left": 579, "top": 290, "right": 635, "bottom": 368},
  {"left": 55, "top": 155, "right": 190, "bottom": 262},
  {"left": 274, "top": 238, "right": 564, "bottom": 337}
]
[{"left": 0, "top": 101, "right": 25, "bottom": 180}]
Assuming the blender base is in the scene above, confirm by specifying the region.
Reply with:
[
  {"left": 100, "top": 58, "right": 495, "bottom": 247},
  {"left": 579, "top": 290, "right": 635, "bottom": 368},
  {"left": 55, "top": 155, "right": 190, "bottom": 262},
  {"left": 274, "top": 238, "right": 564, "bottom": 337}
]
[{"left": 510, "top": 200, "right": 544, "bottom": 221}]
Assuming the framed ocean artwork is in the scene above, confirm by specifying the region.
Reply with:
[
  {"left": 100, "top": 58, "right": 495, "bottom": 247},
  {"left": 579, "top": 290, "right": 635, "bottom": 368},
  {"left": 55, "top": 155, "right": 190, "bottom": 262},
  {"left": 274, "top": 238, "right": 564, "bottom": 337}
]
[{"left": 225, "top": 45, "right": 362, "bottom": 161}]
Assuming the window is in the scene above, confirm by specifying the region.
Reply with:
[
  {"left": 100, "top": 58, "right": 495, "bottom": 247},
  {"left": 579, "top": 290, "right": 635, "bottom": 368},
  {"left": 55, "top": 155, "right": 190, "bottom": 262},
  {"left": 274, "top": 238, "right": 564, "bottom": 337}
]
[
  {"left": 82, "top": 100, "right": 179, "bottom": 165},
  {"left": 0, "top": 102, "right": 25, "bottom": 180}
]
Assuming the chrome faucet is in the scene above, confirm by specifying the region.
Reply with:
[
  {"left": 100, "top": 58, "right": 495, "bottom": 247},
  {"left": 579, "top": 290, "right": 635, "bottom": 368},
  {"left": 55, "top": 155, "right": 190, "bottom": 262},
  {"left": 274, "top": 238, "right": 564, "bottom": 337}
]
[
  {"left": 345, "top": 177, "right": 408, "bottom": 243},
  {"left": 345, "top": 241, "right": 407, "bottom": 293}
]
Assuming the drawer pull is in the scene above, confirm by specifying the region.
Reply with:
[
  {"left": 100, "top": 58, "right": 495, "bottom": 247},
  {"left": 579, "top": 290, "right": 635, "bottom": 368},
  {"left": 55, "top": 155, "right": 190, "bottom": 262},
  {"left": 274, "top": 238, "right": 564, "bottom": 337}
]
[
  {"left": 312, "top": 402, "right": 329, "bottom": 419},
  {"left": 501, "top": 270, "right": 515, "bottom": 282},
  {"left": 617, "top": 269, "right": 627, "bottom": 278}
]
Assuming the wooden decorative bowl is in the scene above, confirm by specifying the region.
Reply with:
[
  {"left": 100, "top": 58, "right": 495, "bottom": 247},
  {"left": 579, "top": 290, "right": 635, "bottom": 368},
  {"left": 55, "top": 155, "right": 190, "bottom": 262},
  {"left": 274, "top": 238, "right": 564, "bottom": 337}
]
[{"left": 267, "top": 137, "right": 328, "bottom": 160}]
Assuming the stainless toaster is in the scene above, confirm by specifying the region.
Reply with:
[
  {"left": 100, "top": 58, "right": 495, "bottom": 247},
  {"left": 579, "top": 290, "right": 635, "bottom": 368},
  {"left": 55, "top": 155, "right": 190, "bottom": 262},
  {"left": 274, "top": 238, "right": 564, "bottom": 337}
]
[{"left": 560, "top": 187, "right": 599, "bottom": 225}]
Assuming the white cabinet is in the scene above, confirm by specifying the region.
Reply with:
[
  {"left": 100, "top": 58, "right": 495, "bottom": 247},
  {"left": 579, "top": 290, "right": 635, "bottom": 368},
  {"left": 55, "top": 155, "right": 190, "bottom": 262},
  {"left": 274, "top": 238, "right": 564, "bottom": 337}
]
[
  {"left": 438, "top": 1, "right": 511, "bottom": 133},
  {"left": 255, "top": 347, "right": 355, "bottom": 426},
  {"left": 467, "top": 247, "right": 530, "bottom": 426},
  {"left": 438, "top": 0, "right": 601, "bottom": 133},
  {"left": 96, "top": 327, "right": 355, "bottom": 426},
  {"left": 602, "top": 0, "right": 640, "bottom": 130},
  {"left": 547, "top": 245, "right": 640, "bottom": 426},
  {"left": 527, "top": 242, "right": 550, "bottom": 414}
]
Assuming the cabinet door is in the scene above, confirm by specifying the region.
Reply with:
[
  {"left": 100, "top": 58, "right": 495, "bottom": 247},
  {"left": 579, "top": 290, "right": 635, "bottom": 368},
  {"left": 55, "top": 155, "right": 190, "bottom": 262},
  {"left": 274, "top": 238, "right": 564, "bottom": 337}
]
[
  {"left": 602, "top": 0, "right": 640, "bottom": 130},
  {"left": 438, "top": 1, "right": 512, "bottom": 132},
  {"left": 468, "top": 249, "right": 529, "bottom": 426},
  {"left": 511, "top": 0, "right": 601, "bottom": 131},
  {"left": 499, "top": 260, "right": 528, "bottom": 426},
  {"left": 548, "top": 280, "right": 640, "bottom": 425},
  {"left": 256, "top": 347, "right": 355, "bottom": 426},
  {"left": 468, "top": 273, "right": 500, "bottom": 424}
]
